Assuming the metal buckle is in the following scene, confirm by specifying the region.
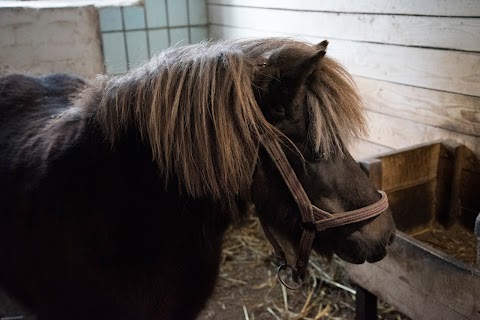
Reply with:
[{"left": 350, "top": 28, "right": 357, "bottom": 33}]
[{"left": 277, "top": 264, "right": 303, "bottom": 290}]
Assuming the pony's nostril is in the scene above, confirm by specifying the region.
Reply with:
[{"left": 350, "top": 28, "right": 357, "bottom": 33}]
[
  {"left": 335, "top": 238, "right": 367, "bottom": 264},
  {"left": 343, "top": 238, "right": 360, "bottom": 252}
]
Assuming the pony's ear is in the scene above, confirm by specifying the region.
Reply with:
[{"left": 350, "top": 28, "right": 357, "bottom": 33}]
[
  {"left": 315, "top": 40, "right": 329, "bottom": 50},
  {"left": 282, "top": 48, "right": 326, "bottom": 93},
  {"left": 269, "top": 47, "right": 325, "bottom": 117},
  {"left": 259, "top": 45, "right": 327, "bottom": 121}
]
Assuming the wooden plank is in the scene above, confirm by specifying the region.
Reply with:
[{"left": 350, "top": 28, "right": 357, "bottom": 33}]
[
  {"left": 388, "top": 179, "right": 438, "bottom": 233},
  {"left": 461, "top": 170, "right": 480, "bottom": 227},
  {"left": 207, "top": 0, "right": 480, "bottom": 17},
  {"left": 346, "top": 232, "right": 480, "bottom": 320},
  {"left": 477, "top": 213, "right": 480, "bottom": 266},
  {"left": 379, "top": 143, "right": 440, "bottom": 192},
  {"left": 349, "top": 139, "right": 393, "bottom": 161},
  {"left": 377, "top": 144, "right": 441, "bottom": 233},
  {"left": 460, "top": 148, "right": 480, "bottom": 226},
  {"left": 355, "top": 77, "right": 480, "bottom": 137},
  {"left": 307, "top": 40, "right": 480, "bottom": 98},
  {"left": 359, "top": 158, "right": 383, "bottom": 190},
  {"left": 447, "top": 144, "right": 469, "bottom": 227},
  {"left": 209, "top": 25, "right": 480, "bottom": 96},
  {"left": 364, "top": 111, "right": 480, "bottom": 157},
  {"left": 461, "top": 148, "right": 480, "bottom": 227},
  {"left": 435, "top": 143, "right": 456, "bottom": 226},
  {"left": 208, "top": 5, "right": 480, "bottom": 51},
  {"left": 463, "top": 145, "right": 480, "bottom": 173}
]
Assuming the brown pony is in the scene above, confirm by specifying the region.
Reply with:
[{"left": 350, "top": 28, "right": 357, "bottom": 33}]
[{"left": 0, "top": 38, "right": 395, "bottom": 319}]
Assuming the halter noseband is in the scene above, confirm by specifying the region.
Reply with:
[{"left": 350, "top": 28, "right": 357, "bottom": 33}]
[{"left": 260, "top": 138, "right": 389, "bottom": 289}]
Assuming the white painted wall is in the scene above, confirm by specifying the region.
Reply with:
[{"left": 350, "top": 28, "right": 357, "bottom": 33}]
[{"left": 0, "top": 5, "right": 103, "bottom": 78}]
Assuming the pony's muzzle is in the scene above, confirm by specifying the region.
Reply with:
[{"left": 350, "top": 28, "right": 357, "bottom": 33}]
[{"left": 335, "top": 228, "right": 395, "bottom": 264}]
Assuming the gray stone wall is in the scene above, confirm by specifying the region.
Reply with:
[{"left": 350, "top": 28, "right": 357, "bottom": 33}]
[{"left": 0, "top": 6, "right": 103, "bottom": 78}]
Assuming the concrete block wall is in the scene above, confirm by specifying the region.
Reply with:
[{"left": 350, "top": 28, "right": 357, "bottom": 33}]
[
  {"left": 0, "top": 5, "right": 104, "bottom": 78},
  {"left": 0, "top": 0, "right": 209, "bottom": 77}
]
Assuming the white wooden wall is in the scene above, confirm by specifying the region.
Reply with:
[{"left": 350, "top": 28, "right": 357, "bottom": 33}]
[{"left": 206, "top": 0, "right": 480, "bottom": 159}]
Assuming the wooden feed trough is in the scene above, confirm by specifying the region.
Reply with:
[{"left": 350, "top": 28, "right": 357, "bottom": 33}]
[{"left": 347, "top": 141, "right": 480, "bottom": 320}]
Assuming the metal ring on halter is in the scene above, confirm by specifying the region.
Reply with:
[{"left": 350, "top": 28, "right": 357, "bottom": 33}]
[{"left": 277, "top": 264, "right": 303, "bottom": 290}]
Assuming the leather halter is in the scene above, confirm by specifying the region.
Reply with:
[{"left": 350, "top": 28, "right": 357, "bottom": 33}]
[{"left": 259, "top": 138, "right": 389, "bottom": 289}]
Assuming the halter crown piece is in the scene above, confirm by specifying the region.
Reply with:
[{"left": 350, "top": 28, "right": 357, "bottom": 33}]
[{"left": 260, "top": 138, "right": 389, "bottom": 289}]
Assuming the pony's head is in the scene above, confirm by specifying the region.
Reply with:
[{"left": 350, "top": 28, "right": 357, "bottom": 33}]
[
  {"left": 94, "top": 38, "right": 395, "bottom": 273},
  {"left": 243, "top": 39, "right": 396, "bottom": 271}
]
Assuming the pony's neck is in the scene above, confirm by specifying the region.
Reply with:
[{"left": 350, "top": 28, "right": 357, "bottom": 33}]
[{"left": 91, "top": 46, "right": 272, "bottom": 204}]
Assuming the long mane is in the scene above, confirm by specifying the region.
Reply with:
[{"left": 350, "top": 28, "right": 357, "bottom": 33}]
[
  {"left": 90, "top": 39, "right": 366, "bottom": 200},
  {"left": 308, "top": 55, "right": 367, "bottom": 157}
]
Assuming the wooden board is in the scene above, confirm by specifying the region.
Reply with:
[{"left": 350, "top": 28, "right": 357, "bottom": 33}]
[
  {"left": 379, "top": 143, "right": 440, "bottom": 192},
  {"left": 208, "top": 5, "right": 480, "bottom": 51},
  {"left": 369, "top": 143, "right": 443, "bottom": 233},
  {"left": 436, "top": 142, "right": 457, "bottom": 226},
  {"left": 349, "top": 139, "right": 393, "bottom": 161},
  {"left": 346, "top": 232, "right": 480, "bottom": 320},
  {"left": 359, "top": 158, "right": 382, "bottom": 190},
  {"left": 319, "top": 42, "right": 480, "bottom": 98},
  {"left": 364, "top": 111, "right": 480, "bottom": 157},
  {"left": 459, "top": 147, "right": 480, "bottom": 229},
  {"left": 209, "top": 25, "right": 480, "bottom": 97},
  {"left": 355, "top": 77, "right": 480, "bottom": 137},
  {"left": 388, "top": 180, "right": 438, "bottom": 233},
  {"left": 207, "top": 0, "right": 480, "bottom": 17}
]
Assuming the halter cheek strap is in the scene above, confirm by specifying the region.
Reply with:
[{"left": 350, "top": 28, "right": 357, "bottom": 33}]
[{"left": 260, "top": 138, "right": 389, "bottom": 289}]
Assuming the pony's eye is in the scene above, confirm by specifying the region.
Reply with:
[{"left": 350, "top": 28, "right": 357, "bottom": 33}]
[{"left": 311, "top": 151, "right": 325, "bottom": 162}]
